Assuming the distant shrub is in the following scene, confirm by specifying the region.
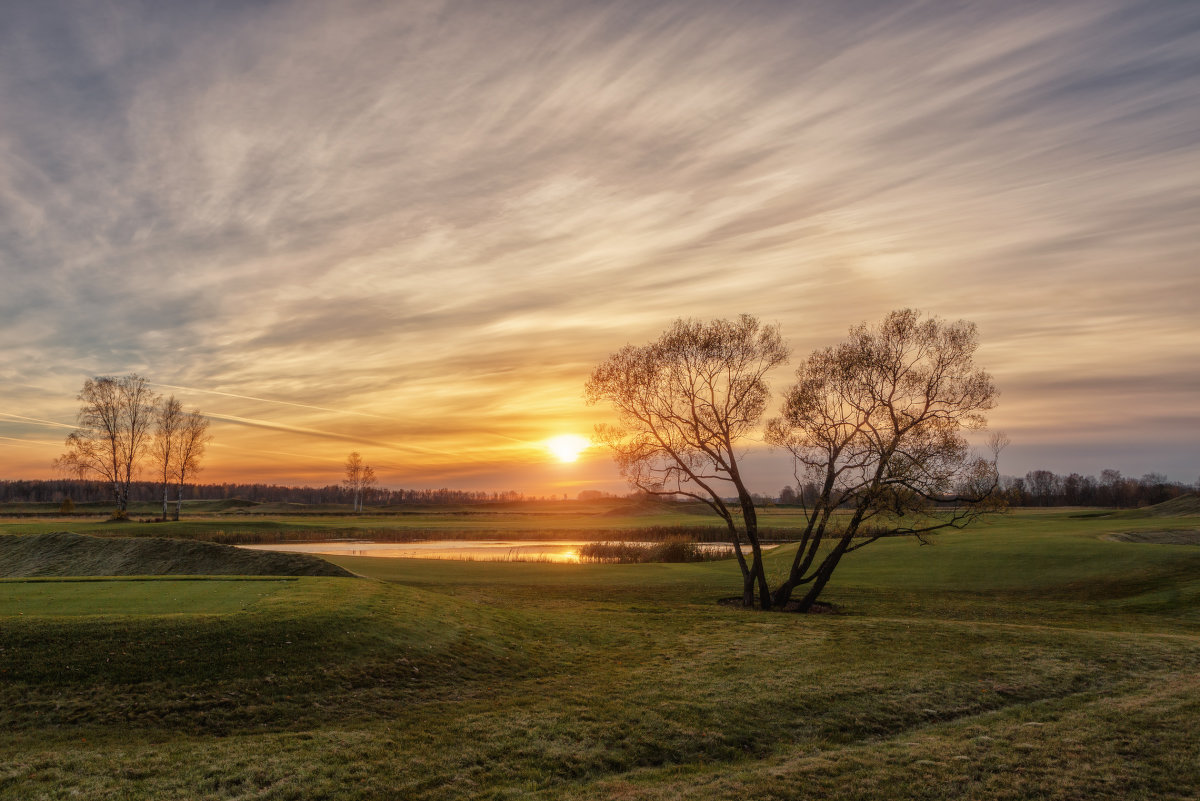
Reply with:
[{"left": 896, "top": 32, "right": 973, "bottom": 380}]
[{"left": 60, "top": 497, "right": 75, "bottom": 514}]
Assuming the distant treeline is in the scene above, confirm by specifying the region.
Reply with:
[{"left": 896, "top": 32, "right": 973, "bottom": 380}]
[
  {"left": 780, "top": 468, "right": 1196, "bottom": 509},
  {"left": 0, "top": 479, "right": 528, "bottom": 506},
  {"left": 998, "top": 469, "right": 1195, "bottom": 507},
  {"left": 3, "top": 470, "right": 1196, "bottom": 508}
]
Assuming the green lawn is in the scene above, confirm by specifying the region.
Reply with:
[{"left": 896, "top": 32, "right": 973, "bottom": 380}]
[
  {"left": 0, "top": 577, "right": 298, "bottom": 617},
  {"left": 1, "top": 510, "right": 1198, "bottom": 800}
]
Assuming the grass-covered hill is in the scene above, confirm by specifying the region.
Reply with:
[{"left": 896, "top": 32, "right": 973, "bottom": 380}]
[
  {"left": 0, "top": 531, "right": 354, "bottom": 578},
  {"left": 0, "top": 510, "right": 1198, "bottom": 800},
  {"left": 1126, "top": 491, "right": 1200, "bottom": 517}
]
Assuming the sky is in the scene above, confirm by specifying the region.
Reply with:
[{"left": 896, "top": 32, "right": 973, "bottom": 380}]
[{"left": 1, "top": 0, "right": 1198, "bottom": 496}]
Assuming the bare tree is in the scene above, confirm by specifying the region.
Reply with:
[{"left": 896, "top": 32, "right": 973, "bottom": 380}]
[
  {"left": 360, "top": 464, "right": 377, "bottom": 511},
  {"left": 585, "top": 315, "right": 789, "bottom": 608},
  {"left": 56, "top": 374, "right": 160, "bottom": 517},
  {"left": 344, "top": 452, "right": 363, "bottom": 511},
  {"left": 344, "top": 452, "right": 376, "bottom": 513},
  {"left": 171, "top": 409, "right": 212, "bottom": 520},
  {"left": 765, "top": 309, "right": 1004, "bottom": 611},
  {"left": 152, "top": 396, "right": 184, "bottom": 520}
]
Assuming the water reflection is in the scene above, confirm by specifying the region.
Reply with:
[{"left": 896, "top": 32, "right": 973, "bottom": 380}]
[{"left": 239, "top": 540, "right": 742, "bottom": 564}]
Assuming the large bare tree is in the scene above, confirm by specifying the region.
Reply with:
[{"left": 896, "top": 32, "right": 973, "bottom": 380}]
[
  {"left": 56, "top": 374, "right": 160, "bottom": 517},
  {"left": 587, "top": 310, "right": 1004, "bottom": 612},
  {"left": 585, "top": 315, "right": 789, "bottom": 608},
  {"left": 765, "top": 309, "right": 1004, "bottom": 611}
]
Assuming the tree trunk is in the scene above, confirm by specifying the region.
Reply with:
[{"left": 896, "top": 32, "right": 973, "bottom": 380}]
[
  {"left": 771, "top": 574, "right": 797, "bottom": 608},
  {"left": 720, "top": 517, "right": 754, "bottom": 607},
  {"left": 736, "top": 490, "right": 772, "bottom": 610},
  {"left": 792, "top": 525, "right": 858, "bottom": 612},
  {"left": 162, "top": 484, "right": 169, "bottom": 521},
  {"left": 175, "top": 481, "right": 184, "bottom": 521}
]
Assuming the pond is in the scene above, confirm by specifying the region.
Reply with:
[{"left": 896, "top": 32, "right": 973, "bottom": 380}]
[{"left": 239, "top": 540, "right": 746, "bottom": 564}]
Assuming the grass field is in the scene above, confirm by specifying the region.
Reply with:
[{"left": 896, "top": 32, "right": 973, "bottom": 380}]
[
  {"left": 1, "top": 508, "right": 1198, "bottom": 799},
  {"left": 0, "top": 497, "right": 735, "bottom": 543},
  {"left": 0, "top": 498, "right": 1181, "bottom": 544}
]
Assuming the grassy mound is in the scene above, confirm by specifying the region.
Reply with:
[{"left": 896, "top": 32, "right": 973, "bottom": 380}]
[
  {"left": 1106, "top": 529, "right": 1200, "bottom": 545},
  {"left": 1127, "top": 492, "right": 1200, "bottom": 517},
  {"left": 192, "top": 497, "right": 260, "bottom": 512},
  {"left": 0, "top": 531, "right": 354, "bottom": 578},
  {"left": 0, "top": 577, "right": 528, "bottom": 736}
]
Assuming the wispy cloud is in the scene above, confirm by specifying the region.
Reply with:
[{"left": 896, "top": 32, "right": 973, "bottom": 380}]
[
  {"left": 1, "top": 0, "right": 1197, "bottom": 487},
  {"left": 150, "top": 382, "right": 387, "bottom": 419}
]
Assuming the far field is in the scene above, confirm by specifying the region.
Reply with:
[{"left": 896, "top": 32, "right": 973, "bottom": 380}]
[
  {"left": 1, "top": 501, "right": 1198, "bottom": 800},
  {"left": 3, "top": 494, "right": 1197, "bottom": 544},
  {"left": 0, "top": 497, "right": 742, "bottom": 543}
]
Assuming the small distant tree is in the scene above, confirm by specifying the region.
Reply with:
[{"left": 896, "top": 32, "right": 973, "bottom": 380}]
[
  {"left": 360, "top": 464, "right": 377, "bottom": 511},
  {"left": 55, "top": 374, "right": 160, "bottom": 517},
  {"left": 1025, "top": 469, "right": 1060, "bottom": 506},
  {"left": 778, "top": 485, "right": 798, "bottom": 505},
  {"left": 343, "top": 452, "right": 376, "bottom": 513},
  {"left": 171, "top": 409, "right": 212, "bottom": 520},
  {"left": 344, "top": 452, "right": 363, "bottom": 511},
  {"left": 152, "top": 397, "right": 184, "bottom": 520}
]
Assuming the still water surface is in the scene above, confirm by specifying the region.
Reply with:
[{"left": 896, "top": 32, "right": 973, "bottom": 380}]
[{"left": 240, "top": 540, "right": 738, "bottom": 564}]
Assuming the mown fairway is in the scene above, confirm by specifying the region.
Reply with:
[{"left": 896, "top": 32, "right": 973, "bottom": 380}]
[{"left": 1, "top": 510, "right": 1198, "bottom": 800}]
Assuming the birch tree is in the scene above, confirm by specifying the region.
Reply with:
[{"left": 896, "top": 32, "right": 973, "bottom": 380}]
[
  {"left": 56, "top": 374, "right": 160, "bottom": 517},
  {"left": 360, "top": 464, "right": 377, "bottom": 511},
  {"left": 344, "top": 452, "right": 363, "bottom": 511},
  {"left": 344, "top": 452, "right": 376, "bottom": 512},
  {"left": 152, "top": 396, "right": 184, "bottom": 520},
  {"left": 171, "top": 409, "right": 211, "bottom": 520}
]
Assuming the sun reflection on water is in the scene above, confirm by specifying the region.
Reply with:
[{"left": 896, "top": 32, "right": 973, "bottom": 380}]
[{"left": 240, "top": 540, "right": 753, "bottom": 563}]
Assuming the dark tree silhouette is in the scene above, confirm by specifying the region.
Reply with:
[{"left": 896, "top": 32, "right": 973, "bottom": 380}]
[
  {"left": 586, "top": 315, "right": 789, "bottom": 608},
  {"left": 171, "top": 408, "right": 212, "bottom": 520},
  {"left": 56, "top": 375, "right": 159, "bottom": 516},
  {"left": 766, "top": 310, "right": 1005, "bottom": 611}
]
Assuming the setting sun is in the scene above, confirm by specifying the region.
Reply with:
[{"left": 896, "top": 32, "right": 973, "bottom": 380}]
[{"left": 545, "top": 434, "right": 591, "bottom": 463}]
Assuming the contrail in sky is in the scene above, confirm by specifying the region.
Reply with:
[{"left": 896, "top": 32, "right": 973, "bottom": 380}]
[
  {"left": 0, "top": 435, "right": 64, "bottom": 448},
  {"left": 205, "top": 412, "right": 472, "bottom": 460},
  {"left": 0, "top": 412, "right": 76, "bottom": 429},
  {"left": 151, "top": 383, "right": 387, "bottom": 419},
  {"left": 209, "top": 440, "right": 348, "bottom": 463}
]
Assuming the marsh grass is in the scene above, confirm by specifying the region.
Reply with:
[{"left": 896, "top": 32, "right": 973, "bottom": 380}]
[{"left": 577, "top": 539, "right": 734, "bottom": 563}]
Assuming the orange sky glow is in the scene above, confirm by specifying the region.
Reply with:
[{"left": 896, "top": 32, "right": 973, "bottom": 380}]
[{"left": 1, "top": 1, "right": 1197, "bottom": 495}]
